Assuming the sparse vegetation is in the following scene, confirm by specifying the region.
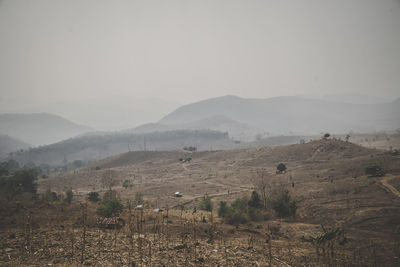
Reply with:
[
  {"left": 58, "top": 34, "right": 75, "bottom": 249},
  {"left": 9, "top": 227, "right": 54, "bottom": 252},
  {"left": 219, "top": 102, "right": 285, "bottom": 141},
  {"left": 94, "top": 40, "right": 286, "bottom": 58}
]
[
  {"left": 365, "top": 164, "right": 385, "bottom": 177},
  {"left": 65, "top": 188, "right": 73, "bottom": 204},
  {"left": 134, "top": 191, "right": 144, "bottom": 205},
  {"left": 122, "top": 179, "right": 134, "bottom": 189},
  {"left": 198, "top": 195, "right": 213, "bottom": 211},
  {"left": 96, "top": 199, "right": 124, "bottom": 218},
  {"left": 0, "top": 166, "right": 39, "bottom": 201},
  {"left": 183, "top": 146, "right": 197, "bottom": 152},
  {"left": 101, "top": 169, "right": 118, "bottom": 190},
  {"left": 271, "top": 189, "right": 297, "bottom": 218},
  {"left": 88, "top": 191, "right": 100, "bottom": 202},
  {"left": 42, "top": 188, "right": 57, "bottom": 201},
  {"left": 276, "top": 163, "right": 287, "bottom": 173},
  {"left": 248, "top": 190, "right": 263, "bottom": 209},
  {"left": 1, "top": 138, "right": 399, "bottom": 266}
]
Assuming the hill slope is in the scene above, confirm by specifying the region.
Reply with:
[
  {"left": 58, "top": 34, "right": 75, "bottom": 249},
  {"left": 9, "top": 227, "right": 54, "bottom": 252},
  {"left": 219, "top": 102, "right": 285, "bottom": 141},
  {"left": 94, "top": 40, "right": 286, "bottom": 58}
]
[
  {"left": 8, "top": 129, "right": 237, "bottom": 167},
  {"left": 38, "top": 139, "right": 400, "bottom": 267},
  {"left": 0, "top": 113, "right": 92, "bottom": 146},
  {"left": 129, "top": 115, "right": 264, "bottom": 142},
  {"left": 160, "top": 95, "right": 400, "bottom": 135},
  {"left": 0, "top": 135, "right": 30, "bottom": 159}
]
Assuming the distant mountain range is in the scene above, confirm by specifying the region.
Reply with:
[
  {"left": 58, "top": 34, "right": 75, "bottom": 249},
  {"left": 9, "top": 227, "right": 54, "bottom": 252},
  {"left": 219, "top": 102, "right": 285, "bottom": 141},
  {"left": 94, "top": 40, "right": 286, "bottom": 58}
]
[
  {"left": 0, "top": 113, "right": 92, "bottom": 146},
  {"left": 160, "top": 95, "right": 400, "bottom": 137},
  {"left": 1, "top": 95, "right": 399, "bottom": 167}
]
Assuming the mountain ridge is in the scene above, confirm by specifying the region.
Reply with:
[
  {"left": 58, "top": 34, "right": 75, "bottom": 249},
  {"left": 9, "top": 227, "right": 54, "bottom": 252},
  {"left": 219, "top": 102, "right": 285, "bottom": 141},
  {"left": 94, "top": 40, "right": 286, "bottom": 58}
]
[
  {"left": 0, "top": 112, "right": 92, "bottom": 146},
  {"left": 160, "top": 95, "right": 400, "bottom": 136}
]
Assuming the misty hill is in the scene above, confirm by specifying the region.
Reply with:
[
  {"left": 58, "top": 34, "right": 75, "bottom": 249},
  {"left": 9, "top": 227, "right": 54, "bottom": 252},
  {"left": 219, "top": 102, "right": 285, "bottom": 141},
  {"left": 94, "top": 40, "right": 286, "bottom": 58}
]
[
  {"left": 8, "top": 129, "right": 237, "bottom": 167},
  {"left": 0, "top": 113, "right": 92, "bottom": 146},
  {"left": 0, "top": 135, "right": 30, "bottom": 160},
  {"left": 160, "top": 95, "right": 400, "bottom": 136},
  {"left": 128, "top": 115, "right": 265, "bottom": 142}
]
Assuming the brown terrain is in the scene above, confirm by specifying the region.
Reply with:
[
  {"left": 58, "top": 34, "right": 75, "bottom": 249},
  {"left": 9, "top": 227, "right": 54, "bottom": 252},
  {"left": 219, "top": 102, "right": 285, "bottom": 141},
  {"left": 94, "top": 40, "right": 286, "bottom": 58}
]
[{"left": 1, "top": 139, "right": 400, "bottom": 266}]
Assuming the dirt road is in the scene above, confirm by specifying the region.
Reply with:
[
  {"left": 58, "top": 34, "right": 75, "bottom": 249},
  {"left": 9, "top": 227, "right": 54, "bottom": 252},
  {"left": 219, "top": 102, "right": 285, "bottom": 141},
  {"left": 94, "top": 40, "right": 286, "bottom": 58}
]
[{"left": 380, "top": 176, "right": 400, "bottom": 198}]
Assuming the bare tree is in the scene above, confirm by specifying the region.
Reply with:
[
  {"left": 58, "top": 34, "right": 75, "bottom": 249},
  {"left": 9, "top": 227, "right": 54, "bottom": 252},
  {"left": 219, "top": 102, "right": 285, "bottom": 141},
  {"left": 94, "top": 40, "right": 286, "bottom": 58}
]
[
  {"left": 253, "top": 169, "right": 269, "bottom": 209},
  {"left": 101, "top": 169, "right": 118, "bottom": 191}
]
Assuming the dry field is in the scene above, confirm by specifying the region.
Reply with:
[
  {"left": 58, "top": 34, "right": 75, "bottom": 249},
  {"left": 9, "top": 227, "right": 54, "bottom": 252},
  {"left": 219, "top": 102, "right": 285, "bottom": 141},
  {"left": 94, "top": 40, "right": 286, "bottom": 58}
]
[{"left": 1, "top": 139, "right": 400, "bottom": 266}]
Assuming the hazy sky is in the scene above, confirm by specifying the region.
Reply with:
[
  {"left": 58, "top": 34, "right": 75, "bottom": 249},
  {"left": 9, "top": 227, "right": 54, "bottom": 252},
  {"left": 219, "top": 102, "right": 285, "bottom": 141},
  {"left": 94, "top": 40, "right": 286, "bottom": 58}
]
[{"left": 0, "top": 0, "right": 399, "bottom": 128}]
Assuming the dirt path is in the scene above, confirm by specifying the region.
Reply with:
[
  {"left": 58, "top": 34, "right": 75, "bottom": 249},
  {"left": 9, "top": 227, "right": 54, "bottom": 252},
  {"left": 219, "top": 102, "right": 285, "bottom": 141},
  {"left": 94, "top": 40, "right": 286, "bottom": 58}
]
[{"left": 380, "top": 176, "right": 400, "bottom": 198}]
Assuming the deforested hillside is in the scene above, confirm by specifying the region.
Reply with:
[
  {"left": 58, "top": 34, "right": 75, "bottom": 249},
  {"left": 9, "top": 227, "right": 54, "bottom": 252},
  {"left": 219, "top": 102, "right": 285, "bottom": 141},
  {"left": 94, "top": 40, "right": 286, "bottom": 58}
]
[
  {"left": 14, "top": 138, "right": 400, "bottom": 266},
  {"left": 8, "top": 129, "right": 236, "bottom": 167},
  {"left": 0, "top": 113, "right": 92, "bottom": 146}
]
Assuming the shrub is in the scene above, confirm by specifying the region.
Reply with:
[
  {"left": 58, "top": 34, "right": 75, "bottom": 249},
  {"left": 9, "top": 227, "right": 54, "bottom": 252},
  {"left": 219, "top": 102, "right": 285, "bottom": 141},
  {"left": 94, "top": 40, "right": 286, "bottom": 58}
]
[
  {"left": 365, "top": 164, "right": 384, "bottom": 177},
  {"left": 218, "top": 201, "right": 229, "bottom": 217},
  {"left": 198, "top": 195, "right": 213, "bottom": 211},
  {"left": 42, "top": 188, "right": 57, "bottom": 201},
  {"left": 65, "top": 189, "right": 73, "bottom": 204},
  {"left": 97, "top": 199, "right": 124, "bottom": 218},
  {"left": 248, "top": 191, "right": 263, "bottom": 209},
  {"left": 122, "top": 179, "right": 133, "bottom": 189},
  {"left": 226, "top": 208, "right": 249, "bottom": 226},
  {"left": 88, "top": 191, "right": 100, "bottom": 202},
  {"left": 0, "top": 168, "right": 39, "bottom": 201},
  {"left": 218, "top": 193, "right": 267, "bottom": 226},
  {"left": 134, "top": 191, "right": 144, "bottom": 205},
  {"left": 271, "top": 190, "right": 296, "bottom": 218},
  {"left": 276, "top": 163, "right": 287, "bottom": 173}
]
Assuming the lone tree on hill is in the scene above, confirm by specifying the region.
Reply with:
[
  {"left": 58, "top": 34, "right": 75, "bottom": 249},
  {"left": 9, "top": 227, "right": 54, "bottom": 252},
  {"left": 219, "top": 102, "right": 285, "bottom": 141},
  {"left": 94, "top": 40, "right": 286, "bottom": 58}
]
[
  {"left": 276, "top": 163, "right": 287, "bottom": 174},
  {"left": 323, "top": 133, "right": 330, "bottom": 140}
]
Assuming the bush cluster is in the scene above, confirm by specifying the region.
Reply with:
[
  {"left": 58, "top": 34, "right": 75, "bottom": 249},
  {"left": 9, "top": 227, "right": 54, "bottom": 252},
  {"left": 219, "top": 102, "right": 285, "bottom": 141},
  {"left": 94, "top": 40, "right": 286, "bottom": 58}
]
[
  {"left": 198, "top": 195, "right": 213, "bottom": 211},
  {"left": 88, "top": 191, "right": 100, "bottom": 202},
  {"left": 218, "top": 191, "right": 264, "bottom": 226},
  {"left": 271, "top": 190, "right": 297, "bottom": 218},
  {"left": 96, "top": 199, "right": 124, "bottom": 218},
  {"left": 0, "top": 163, "right": 39, "bottom": 201},
  {"left": 365, "top": 164, "right": 384, "bottom": 177}
]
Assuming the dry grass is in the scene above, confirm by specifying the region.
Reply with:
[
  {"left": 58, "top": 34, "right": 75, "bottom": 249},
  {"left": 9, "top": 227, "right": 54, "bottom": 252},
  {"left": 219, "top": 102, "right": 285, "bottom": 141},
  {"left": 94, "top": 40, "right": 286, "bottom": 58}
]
[{"left": 2, "top": 139, "right": 400, "bottom": 266}]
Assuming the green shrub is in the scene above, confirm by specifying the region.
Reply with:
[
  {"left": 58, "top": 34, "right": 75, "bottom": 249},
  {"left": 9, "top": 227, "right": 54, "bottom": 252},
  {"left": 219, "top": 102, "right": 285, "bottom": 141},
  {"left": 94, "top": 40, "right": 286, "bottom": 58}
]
[
  {"left": 122, "top": 179, "right": 133, "bottom": 189},
  {"left": 365, "top": 164, "right": 384, "bottom": 177},
  {"left": 248, "top": 191, "right": 263, "bottom": 209},
  {"left": 0, "top": 168, "right": 39, "bottom": 201},
  {"left": 88, "top": 191, "right": 100, "bottom": 202},
  {"left": 226, "top": 208, "right": 249, "bottom": 226},
  {"left": 198, "top": 195, "right": 213, "bottom": 211},
  {"left": 276, "top": 163, "right": 287, "bottom": 173},
  {"left": 218, "top": 193, "right": 267, "bottom": 226},
  {"left": 218, "top": 201, "right": 229, "bottom": 217},
  {"left": 96, "top": 199, "right": 124, "bottom": 218},
  {"left": 271, "top": 190, "right": 296, "bottom": 218}
]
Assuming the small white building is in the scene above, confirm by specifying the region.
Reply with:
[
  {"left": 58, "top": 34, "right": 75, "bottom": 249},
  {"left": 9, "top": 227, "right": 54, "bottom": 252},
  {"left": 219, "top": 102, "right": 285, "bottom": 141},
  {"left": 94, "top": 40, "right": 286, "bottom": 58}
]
[{"left": 174, "top": 192, "right": 183, "bottom": 197}]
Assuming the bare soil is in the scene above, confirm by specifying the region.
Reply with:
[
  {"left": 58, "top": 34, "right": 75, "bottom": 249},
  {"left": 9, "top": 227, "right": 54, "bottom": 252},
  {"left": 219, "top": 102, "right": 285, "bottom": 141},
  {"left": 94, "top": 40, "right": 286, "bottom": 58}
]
[{"left": 1, "top": 139, "right": 400, "bottom": 266}]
